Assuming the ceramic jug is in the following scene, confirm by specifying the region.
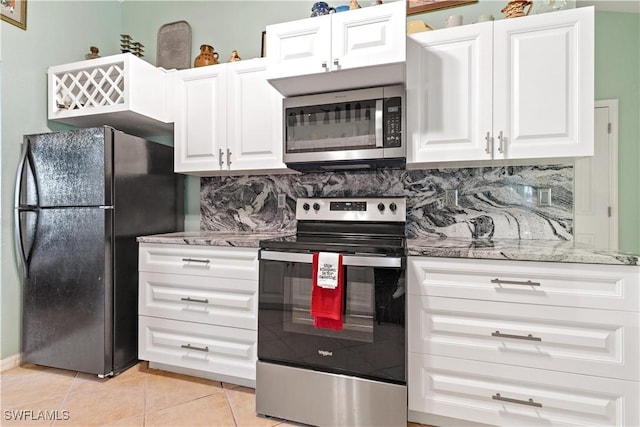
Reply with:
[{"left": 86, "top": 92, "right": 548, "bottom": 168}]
[{"left": 194, "top": 44, "right": 219, "bottom": 67}]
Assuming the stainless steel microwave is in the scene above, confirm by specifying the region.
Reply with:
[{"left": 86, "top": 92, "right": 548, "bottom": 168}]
[{"left": 282, "top": 85, "right": 405, "bottom": 171}]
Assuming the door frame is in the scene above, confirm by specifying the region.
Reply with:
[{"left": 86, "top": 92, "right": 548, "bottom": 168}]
[{"left": 596, "top": 98, "right": 619, "bottom": 249}]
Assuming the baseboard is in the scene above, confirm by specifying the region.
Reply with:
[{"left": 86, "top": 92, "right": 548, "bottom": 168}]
[{"left": 1, "top": 353, "right": 21, "bottom": 372}]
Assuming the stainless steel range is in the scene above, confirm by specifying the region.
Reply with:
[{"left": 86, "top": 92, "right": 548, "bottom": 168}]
[{"left": 256, "top": 197, "right": 407, "bottom": 427}]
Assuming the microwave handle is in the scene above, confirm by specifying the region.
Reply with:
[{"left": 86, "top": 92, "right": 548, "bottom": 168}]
[{"left": 375, "top": 99, "right": 384, "bottom": 148}]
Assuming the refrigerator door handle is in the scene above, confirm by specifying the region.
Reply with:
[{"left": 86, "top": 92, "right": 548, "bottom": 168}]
[{"left": 14, "top": 141, "right": 32, "bottom": 278}]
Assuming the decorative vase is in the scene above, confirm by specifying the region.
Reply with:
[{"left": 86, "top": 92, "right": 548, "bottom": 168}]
[{"left": 194, "top": 44, "right": 219, "bottom": 67}]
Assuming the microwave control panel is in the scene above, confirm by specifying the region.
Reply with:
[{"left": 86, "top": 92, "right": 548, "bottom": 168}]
[{"left": 384, "top": 97, "right": 402, "bottom": 148}]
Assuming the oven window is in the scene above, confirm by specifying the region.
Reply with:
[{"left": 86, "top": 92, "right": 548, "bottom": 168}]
[
  {"left": 285, "top": 100, "right": 377, "bottom": 153},
  {"left": 258, "top": 258, "right": 406, "bottom": 384},
  {"left": 284, "top": 266, "right": 375, "bottom": 343}
]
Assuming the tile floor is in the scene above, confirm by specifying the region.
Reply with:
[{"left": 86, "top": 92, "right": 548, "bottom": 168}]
[{"left": 1, "top": 362, "right": 431, "bottom": 427}]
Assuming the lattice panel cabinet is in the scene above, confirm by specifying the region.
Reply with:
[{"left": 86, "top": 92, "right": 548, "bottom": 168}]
[{"left": 48, "top": 53, "right": 174, "bottom": 136}]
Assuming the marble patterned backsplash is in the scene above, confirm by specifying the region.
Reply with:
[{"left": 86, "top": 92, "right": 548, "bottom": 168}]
[{"left": 200, "top": 164, "right": 573, "bottom": 240}]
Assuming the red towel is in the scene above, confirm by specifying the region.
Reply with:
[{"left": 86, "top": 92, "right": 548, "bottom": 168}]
[{"left": 310, "top": 252, "right": 344, "bottom": 331}]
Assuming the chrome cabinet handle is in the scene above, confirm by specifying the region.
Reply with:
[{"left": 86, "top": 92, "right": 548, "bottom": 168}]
[
  {"left": 322, "top": 61, "right": 328, "bottom": 69},
  {"left": 492, "top": 393, "right": 542, "bottom": 408},
  {"left": 333, "top": 58, "right": 340, "bottom": 67},
  {"left": 491, "top": 278, "right": 540, "bottom": 287},
  {"left": 485, "top": 132, "right": 492, "bottom": 155},
  {"left": 226, "top": 148, "right": 232, "bottom": 168},
  {"left": 218, "top": 148, "right": 224, "bottom": 167},
  {"left": 181, "top": 344, "right": 209, "bottom": 352},
  {"left": 497, "top": 130, "right": 504, "bottom": 153},
  {"left": 181, "top": 297, "right": 209, "bottom": 304},
  {"left": 491, "top": 331, "right": 542, "bottom": 342},
  {"left": 182, "top": 257, "right": 210, "bottom": 264}
]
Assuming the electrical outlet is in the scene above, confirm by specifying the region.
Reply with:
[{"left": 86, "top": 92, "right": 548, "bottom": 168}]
[
  {"left": 277, "top": 193, "right": 286, "bottom": 209},
  {"left": 445, "top": 189, "right": 459, "bottom": 207},
  {"left": 537, "top": 188, "right": 552, "bottom": 206}
]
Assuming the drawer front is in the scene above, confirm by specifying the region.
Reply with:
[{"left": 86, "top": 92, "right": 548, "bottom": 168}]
[
  {"left": 409, "top": 354, "right": 640, "bottom": 427},
  {"left": 139, "top": 243, "right": 258, "bottom": 279},
  {"left": 139, "top": 316, "right": 257, "bottom": 381},
  {"left": 139, "top": 272, "right": 257, "bottom": 330},
  {"left": 409, "top": 296, "right": 640, "bottom": 381},
  {"left": 409, "top": 257, "right": 640, "bottom": 311}
]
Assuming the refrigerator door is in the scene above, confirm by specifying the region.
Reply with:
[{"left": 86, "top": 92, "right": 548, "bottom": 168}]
[
  {"left": 22, "top": 128, "right": 111, "bottom": 208},
  {"left": 21, "top": 206, "right": 113, "bottom": 376}
]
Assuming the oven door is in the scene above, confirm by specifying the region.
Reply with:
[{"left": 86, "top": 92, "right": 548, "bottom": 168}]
[{"left": 258, "top": 250, "right": 405, "bottom": 385}]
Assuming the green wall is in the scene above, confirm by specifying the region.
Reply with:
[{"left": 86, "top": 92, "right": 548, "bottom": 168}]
[
  {"left": 594, "top": 11, "right": 640, "bottom": 253},
  {"left": 1, "top": 1, "right": 121, "bottom": 360},
  {"left": 1, "top": 1, "right": 639, "bottom": 361}
]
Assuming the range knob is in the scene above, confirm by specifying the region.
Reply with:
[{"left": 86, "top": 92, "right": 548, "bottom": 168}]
[
  {"left": 313, "top": 203, "right": 320, "bottom": 211},
  {"left": 377, "top": 203, "right": 385, "bottom": 212},
  {"left": 389, "top": 202, "right": 397, "bottom": 212},
  {"left": 302, "top": 203, "right": 310, "bottom": 211}
]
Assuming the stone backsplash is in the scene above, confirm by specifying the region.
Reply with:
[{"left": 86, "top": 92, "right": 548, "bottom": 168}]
[{"left": 201, "top": 164, "right": 573, "bottom": 240}]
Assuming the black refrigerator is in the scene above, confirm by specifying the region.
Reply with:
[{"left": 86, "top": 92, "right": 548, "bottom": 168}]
[{"left": 14, "top": 126, "right": 183, "bottom": 377}]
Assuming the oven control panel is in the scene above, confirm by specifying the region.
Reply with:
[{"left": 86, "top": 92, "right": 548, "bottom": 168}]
[{"left": 296, "top": 197, "right": 406, "bottom": 222}]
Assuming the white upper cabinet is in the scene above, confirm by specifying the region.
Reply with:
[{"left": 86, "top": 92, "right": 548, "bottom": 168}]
[
  {"left": 407, "top": 7, "right": 594, "bottom": 166},
  {"left": 266, "top": 1, "right": 406, "bottom": 96},
  {"left": 173, "top": 58, "right": 289, "bottom": 176},
  {"left": 48, "top": 53, "right": 173, "bottom": 137},
  {"left": 174, "top": 64, "right": 227, "bottom": 173}
]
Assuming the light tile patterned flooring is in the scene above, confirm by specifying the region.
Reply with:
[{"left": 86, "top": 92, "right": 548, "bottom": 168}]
[{"left": 1, "top": 362, "right": 430, "bottom": 427}]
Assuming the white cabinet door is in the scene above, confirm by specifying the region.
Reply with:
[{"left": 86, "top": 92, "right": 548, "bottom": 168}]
[
  {"left": 409, "top": 354, "right": 640, "bottom": 427},
  {"left": 226, "top": 59, "right": 287, "bottom": 172},
  {"left": 409, "top": 295, "right": 640, "bottom": 381},
  {"left": 406, "top": 7, "right": 593, "bottom": 166},
  {"left": 174, "top": 66, "right": 227, "bottom": 173},
  {"left": 408, "top": 257, "right": 640, "bottom": 312},
  {"left": 139, "top": 316, "right": 257, "bottom": 382},
  {"left": 407, "top": 23, "right": 493, "bottom": 164},
  {"left": 139, "top": 271, "right": 257, "bottom": 330},
  {"left": 331, "top": 1, "right": 406, "bottom": 71},
  {"left": 493, "top": 7, "right": 594, "bottom": 160},
  {"left": 266, "top": 15, "right": 332, "bottom": 79}
]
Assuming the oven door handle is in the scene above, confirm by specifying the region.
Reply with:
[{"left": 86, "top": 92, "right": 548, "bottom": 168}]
[{"left": 259, "top": 250, "right": 403, "bottom": 268}]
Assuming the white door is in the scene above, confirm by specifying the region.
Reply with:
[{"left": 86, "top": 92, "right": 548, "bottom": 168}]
[
  {"left": 493, "top": 7, "right": 594, "bottom": 160},
  {"left": 265, "top": 15, "right": 332, "bottom": 79},
  {"left": 174, "top": 66, "right": 227, "bottom": 173},
  {"left": 331, "top": 1, "right": 405, "bottom": 71},
  {"left": 226, "top": 59, "right": 287, "bottom": 172},
  {"left": 574, "top": 100, "right": 618, "bottom": 249},
  {"left": 406, "top": 23, "right": 493, "bottom": 165}
]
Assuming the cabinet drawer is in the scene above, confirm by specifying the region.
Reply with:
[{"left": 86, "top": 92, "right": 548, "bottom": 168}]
[
  {"left": 409, "top": 257, "right": 640, "bottom": 311},
  {"left": 409, "top": 354, "right": 640, "bottom": 427},
  {"left": 409, "top": 296, "right": 640, "bottom": 381},
  {"left": 139, "top": 243, "right": 257, "bottom": 280},
  {"left": 139, "top": 316, "right": 257, "bottom": 381},
  {"left": 139, "top": 272, "right": 257, "bottom": 330}
]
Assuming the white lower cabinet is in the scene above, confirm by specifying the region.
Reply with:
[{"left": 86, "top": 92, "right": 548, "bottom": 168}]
[
  {"left": 409, "top": 354, "right": 640, "bottom": 427},
  {"left": 138, "top": 243, "right": 258, "bottom": 386},
  {"left": 408, "top": 256, "right": 640, "bottom": 426}
]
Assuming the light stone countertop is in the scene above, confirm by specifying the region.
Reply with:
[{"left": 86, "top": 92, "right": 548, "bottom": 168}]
[
  {"left": 408, "top": 237, "right": 640, "bottom": 266},
  {"left": 137, "top": 232, "right": 640, "bottom": 266},
  {"left": 137, "top": 231, "right": 294, "bottom": 248}
]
